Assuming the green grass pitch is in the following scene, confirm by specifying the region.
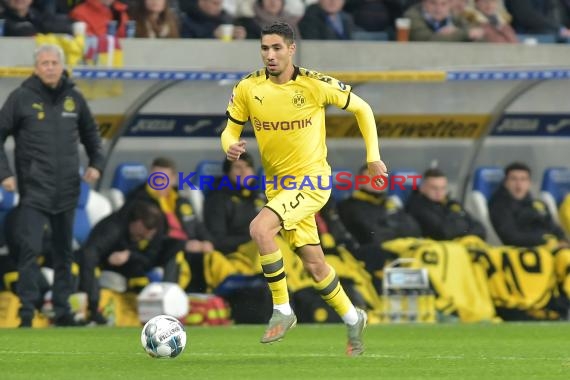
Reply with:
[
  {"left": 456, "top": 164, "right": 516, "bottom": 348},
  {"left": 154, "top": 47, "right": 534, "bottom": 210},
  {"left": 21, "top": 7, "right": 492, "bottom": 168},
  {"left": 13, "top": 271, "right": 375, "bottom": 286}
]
[{"left": 0, "top": 323, "right": 569, "bottom": 379}]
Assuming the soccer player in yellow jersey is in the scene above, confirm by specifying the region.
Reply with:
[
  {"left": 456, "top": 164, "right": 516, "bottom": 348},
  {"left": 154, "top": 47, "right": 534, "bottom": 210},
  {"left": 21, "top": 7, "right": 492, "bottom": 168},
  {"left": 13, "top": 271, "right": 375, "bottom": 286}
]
[{"left": 221, "top": 22, "right": 387, "bottom": 356}]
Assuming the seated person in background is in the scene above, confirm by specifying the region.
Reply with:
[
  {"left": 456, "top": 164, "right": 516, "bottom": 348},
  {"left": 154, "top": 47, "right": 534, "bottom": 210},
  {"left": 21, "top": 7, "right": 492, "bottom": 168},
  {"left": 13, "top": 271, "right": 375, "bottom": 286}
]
[
  {"left": 298, "top": 0, "right": 356, "bottom": 40},
  {"left": 462, "top": 0, "right": 518, "bottom": 43},
  {"left": 203, "top": 153, "right": 265, "bottom": 255},
  {"left": 338, "top": 164, "right": 422, "bottom": 246},
  {"left": 235, "top": 0, "right": 301, "bottom": 39},
  {"left": 79, "top": 200, "right": 166, "bottom": 325},
  {"left": 69, "top": 0, "right": 130, "bottom": 38},
  {"left": 124, "top": 157, "right": 216, "bottom": 292},
  {"left": 489, "top": 162, "right": 569, "bottom": 248},
  {"left": 130, "top": 0, "right": 189, "bottom": 38},
  {"left": 406, "top": 168, "right": 487, "bottom": 241},
  {"left": 125, "top": 157, "right": 214, "bottom": 256},
  {"left": 343, "top": 0, "right": 393, "bottom": 33},
  {"left": 184, "top": 0, "right": 246, "bottom": 39},
  {"left": 1, "top": 0, "right": 72, "bottom": 36},
  {"left": 559, "top": 193, "right": 570, "bottom": 237},
  {"left": 404, "top": 0, "right": 485, "bottom": 41},
  {"left": 504, "top": 0, "right": 570, "bottom": 40}
]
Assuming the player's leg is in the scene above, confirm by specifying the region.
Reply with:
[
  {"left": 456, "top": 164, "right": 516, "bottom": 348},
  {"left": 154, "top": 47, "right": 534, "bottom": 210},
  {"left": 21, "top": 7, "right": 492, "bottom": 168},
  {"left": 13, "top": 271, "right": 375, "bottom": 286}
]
[
  {"left": 296, "top": 221, "right": 367, "bottom": 356},
  {"left": 250, "top": 207, "right": 296, "bottom": 343}
]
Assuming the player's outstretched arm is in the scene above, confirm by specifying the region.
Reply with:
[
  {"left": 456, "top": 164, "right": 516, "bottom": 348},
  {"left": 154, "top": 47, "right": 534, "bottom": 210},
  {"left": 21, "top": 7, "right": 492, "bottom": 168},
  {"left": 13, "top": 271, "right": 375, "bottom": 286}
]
[{"left": 345, "top": 93, "right": 388, "bottom": 181}]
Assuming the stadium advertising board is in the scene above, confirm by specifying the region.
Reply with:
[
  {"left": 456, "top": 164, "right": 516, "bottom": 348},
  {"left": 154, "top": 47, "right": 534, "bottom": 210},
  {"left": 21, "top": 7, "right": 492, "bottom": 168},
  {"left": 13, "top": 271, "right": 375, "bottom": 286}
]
[{"left": 109, "top": 114, "right": 570, "bottom": 138}]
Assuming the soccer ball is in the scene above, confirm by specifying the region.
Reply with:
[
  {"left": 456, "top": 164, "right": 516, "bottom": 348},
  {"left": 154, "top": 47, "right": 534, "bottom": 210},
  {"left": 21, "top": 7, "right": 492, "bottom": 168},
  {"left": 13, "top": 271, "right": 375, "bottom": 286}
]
[{"left": 141, "top": 315, "right": 187, "bottom": 359}]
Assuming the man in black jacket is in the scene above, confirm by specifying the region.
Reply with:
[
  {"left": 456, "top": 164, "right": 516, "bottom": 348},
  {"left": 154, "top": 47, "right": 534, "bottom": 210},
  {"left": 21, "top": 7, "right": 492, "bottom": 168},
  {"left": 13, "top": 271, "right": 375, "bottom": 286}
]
[
  {"left": 203, "top": 153, "right": 264, "bottom": 255},
  {"left": 0, "top": 0, "right": 73, "bottom": 36},
  {"left": 489, "top": 162, "right": 568, "bottom": 248},
  {"left": 406, "top": 168, "right": 486, "bottom": 241},
  {"left": 338, "top": 164, "right": 422, "bottom": 246},
  {"left": 0, "top": 44, "right": 104, "bottom": 327},
  {"left": 79, "top": 200, "right": 165, "bottom": 324},
  {"left": 299, "top": 0, "right": 356, "bottom": 40}
]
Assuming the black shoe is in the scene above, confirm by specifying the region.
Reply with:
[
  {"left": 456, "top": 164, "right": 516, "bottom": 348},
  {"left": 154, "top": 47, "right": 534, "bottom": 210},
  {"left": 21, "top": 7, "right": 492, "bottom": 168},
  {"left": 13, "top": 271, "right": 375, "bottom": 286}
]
[
  {"left": 19, "top": 318, "right": 32, "bottom": 328},
  {"left": 53, "top": 313, "right": 87, "bottom": 327},
  {"left": 89, "top": 312, "right": 108, "bottom": 326}
]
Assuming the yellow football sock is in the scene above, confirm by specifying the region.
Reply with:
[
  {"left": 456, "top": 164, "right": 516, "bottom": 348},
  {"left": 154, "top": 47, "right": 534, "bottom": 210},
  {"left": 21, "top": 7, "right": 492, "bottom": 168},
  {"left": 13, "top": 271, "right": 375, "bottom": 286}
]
[
  {"left": 260, "top": 249, "right": 289, "bottom": 305},
  {"left": 315, "top": 265, "right": 352, "bottom": 317}
]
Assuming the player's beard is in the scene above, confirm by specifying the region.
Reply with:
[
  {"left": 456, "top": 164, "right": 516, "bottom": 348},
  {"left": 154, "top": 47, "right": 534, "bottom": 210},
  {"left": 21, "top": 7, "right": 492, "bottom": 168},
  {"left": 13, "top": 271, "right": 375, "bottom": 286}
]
[{"left": 266, "top": 65, "right": 281, "bottom": 77}]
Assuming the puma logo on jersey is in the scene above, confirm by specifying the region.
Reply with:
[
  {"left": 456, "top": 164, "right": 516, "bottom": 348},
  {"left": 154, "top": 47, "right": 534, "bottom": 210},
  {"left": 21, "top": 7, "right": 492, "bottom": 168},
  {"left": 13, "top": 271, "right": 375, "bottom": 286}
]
[{"left": 254, "top": 95, "right": 264, "bottom": 105}]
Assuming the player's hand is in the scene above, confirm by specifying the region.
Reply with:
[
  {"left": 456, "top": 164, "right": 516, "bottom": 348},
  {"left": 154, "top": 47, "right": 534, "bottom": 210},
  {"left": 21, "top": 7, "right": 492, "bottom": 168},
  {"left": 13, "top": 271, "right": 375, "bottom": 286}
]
[
  {"left": 185, "top": 240, "right": 204, "bottom": 253},
  {"left": 108, "top": 250, "right": 130, "bottom": 266},
  {"left": 83, "top": 167, "right": 101, "bottom": 183},
  {"left": 227, "top": 140, "right": 247, "bottom": 161},
  {"left": 368, "top": 160, "right": 388, "bottom": 187},
  {"left": 1, "top": 176, "right": 16, "bottom": 192}
]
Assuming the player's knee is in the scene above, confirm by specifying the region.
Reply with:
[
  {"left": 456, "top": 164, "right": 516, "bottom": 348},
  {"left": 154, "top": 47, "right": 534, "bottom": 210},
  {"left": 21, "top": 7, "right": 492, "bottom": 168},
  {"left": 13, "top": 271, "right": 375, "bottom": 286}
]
[{"left": 249, "top": 219, "right": 266, "bottom": 242}]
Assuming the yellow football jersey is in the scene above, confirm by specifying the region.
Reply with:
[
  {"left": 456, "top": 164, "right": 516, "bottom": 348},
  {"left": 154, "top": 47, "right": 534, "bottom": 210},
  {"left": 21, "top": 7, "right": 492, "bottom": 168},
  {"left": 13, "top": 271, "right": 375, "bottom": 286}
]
[{"left": 226, "top": 66, "right": 353, "bottom": 178}]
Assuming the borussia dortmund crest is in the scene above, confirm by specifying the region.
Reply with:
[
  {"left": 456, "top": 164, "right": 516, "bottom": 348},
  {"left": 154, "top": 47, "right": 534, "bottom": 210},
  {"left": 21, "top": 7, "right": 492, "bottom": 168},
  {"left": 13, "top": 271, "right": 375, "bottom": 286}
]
[
  {"left": 63, "top": 97, "right": 76, "bottom": 112},
  {"left": 292, "top": 92, "right": 305, "bottom": 109}
]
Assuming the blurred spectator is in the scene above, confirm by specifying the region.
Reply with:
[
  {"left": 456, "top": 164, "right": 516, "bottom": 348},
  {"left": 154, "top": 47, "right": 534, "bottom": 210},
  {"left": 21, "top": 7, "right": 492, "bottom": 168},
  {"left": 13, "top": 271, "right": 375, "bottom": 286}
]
[
  {"left": 462, "top": 0, "right": 518, "bottom": 43},
  {"left": 79, "top": 200, "right": 166, "bottom": 325},
  {"left": 343, "top": 0, "right": 392, "bottom": 32},
  {"left": 130, "top": 0, "right": 187, "bottom": 37},
  {"left": 504, "top": 0, "right": 570, "bottom": 40},
  {"left": 406, "top": 168, "right": 487, "bottom": 240},
  {"left": 184, "top": 0, "right": 246, "bottom": 39},
  {"left": 559, "top": 193, "right": 570, "bottom": 236},
  {"left": 235, "top": 0, "right": 301, "bottom": 39},
  {"left": 489, "top": 162, "right": 569, "bottom": 248},
  {"left": 0, "top": 0, "right": 72, "bottom": 36},
  {"left": 69, "top": 0, "right": 130, "bottom": 39},
  {"left": 338, "top": 164, "right": 422, "bottom": 246},
  {"left": 203, "top": 153, "right": 264, "bottom": 255},
  {"left": 404, "top": 0, "right": 485, "bottom": 41},
  {"left": 298, "top": 0, "right": 356, "bottom": 39},
  {"left": 124, "top": 157, "right": 215, "bottom": 256}
]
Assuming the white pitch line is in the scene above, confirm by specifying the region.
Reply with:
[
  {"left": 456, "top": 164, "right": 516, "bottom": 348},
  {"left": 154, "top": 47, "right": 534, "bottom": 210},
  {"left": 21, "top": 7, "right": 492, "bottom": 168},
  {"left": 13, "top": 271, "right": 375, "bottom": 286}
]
[{"left": 0, "top": 350, "right": 567, "bottom": 362}]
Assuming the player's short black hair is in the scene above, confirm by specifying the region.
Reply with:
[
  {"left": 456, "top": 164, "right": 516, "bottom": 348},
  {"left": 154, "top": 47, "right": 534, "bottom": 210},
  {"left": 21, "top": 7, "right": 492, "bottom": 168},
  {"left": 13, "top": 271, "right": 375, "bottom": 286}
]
[
  {"left": 151, "top": 156, "right": 176, "bottom": 170},
  {"left": 222, "top": 152, "right": 255, "bottom": 174},
  {"left": 127, "top": 200, "right": 164, "bottom": 230},
  {"left": 422, "top": 168, "right": 446, "bottom": 179},
  {"left": 504, "top": 162, "right": 531, "bottom": 177},
  {"left": 261, "top": 22, "right": 295, "bottom": 44}
]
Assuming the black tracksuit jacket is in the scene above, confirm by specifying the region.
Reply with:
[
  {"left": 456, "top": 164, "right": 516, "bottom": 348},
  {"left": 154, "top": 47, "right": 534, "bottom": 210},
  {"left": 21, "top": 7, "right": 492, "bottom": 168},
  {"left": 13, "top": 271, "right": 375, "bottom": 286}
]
[{"left": 0, "top": 73, "right": 104, "bottom": 213}]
